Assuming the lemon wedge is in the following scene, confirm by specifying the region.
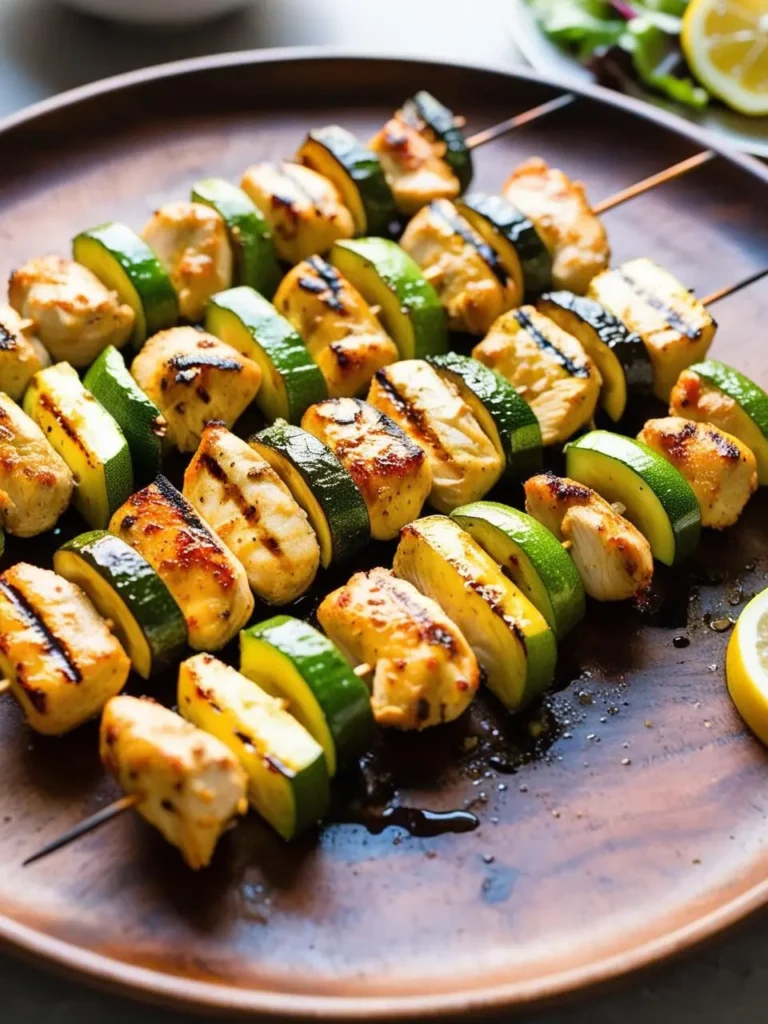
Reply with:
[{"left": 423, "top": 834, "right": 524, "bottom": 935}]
[
  {"left": 682, "top": 0, "right": 768, "bottom": 116},
  {"left": 726, "top": 585, "right": 768, "bottom": 746}
]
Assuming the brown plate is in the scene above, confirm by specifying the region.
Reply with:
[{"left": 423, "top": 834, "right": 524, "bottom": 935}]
[{"left": 0, "top": 49, "right": 767, "bottom": 1020}]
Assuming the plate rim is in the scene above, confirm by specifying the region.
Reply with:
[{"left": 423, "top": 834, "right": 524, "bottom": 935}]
[{"left": 1, "top": 45, "right": 767, "bottom": 1019}]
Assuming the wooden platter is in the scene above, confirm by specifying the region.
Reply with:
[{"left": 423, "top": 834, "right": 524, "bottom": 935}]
[{"left": 0, "top": 49, "right": 767, "bottom": 1020}]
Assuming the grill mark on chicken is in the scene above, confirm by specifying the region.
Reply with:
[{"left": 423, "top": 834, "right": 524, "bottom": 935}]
[
  {"left": 543, "top": 471, "right": 593, "bottom": 503},
  {"left": 373, "top": 369, "right": 456, "bottom": 465},
  {"left": 706, "top": 428, "right": 741, "bottom": 461},
  {"left": 429, "top": 202, "right": 509, "bottom": 286},
  {"left": 0, "top": 322, "right": 18, "bottom": 351},
  {"left": 0, "top": 579, "right": 81, "bottom": 684},
  {"left": 168, "top": 353, "right": 243, "bottom": 379},
  {"left": 513, "top": 309, "right": 590, "bottom": 378},
  {"left": 617, "top": 270, "right": 703, "bottom": 340},
  {"left": 197, "top": 452, "right": 262, "bottom": 526},
  {"left": 304, "top": 256, "right": 346, "bottom": 312},
  {"left": 375, "top": 570, "right": 458, "bottom": 654},
  {"left": 281, "top": 163, "right": 325, "bottom": 206}
]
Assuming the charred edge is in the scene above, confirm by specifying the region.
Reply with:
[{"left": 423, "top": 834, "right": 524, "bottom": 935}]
[
  {"left": 198, "top": 453, "right": 263, "bottom": 527},
  {"left": 321, "top": 398, "right": 363, "bottom": 426},
  {"left": 305, "top": 256, "right": 346, "bottom": 312},
  {"left": 0, "top": 580, "right": 81, "bottom": 683},
  {"left": 153, "top": 474, "right": 212, "bottom": 534},
  {"left": 375, "top": 571, "right": 458, "bottom": 654},
  {"left": 375, "top": 408, "right": 426, "bottom": 457},
  {"left": 513, "top": 309, "right": 590, "bottom": 378},
  {"left": 169, "top": 354, "right": 243, "bottom": 375},
  {"left": 234, "top": 729, "right": 255, "bottom": 750},
  {"left": 0, "top": 322, "right": 18, "bottom": 351},
  {"left": 617, "top": 270, "right": 704, "bottom": 341},
  {"left": 429, "top": 202, "right": 508, "bottom": 286},
  {"left": 656, "top": 420, "right": 698, "bottom": 461},
  {"left": 373, "top": 370, "right": 451, "bottom": 461},
  {"left": 464, "top": 576, "right": 527, "bottom": 648},
  {"left": 38, "top": 392, "right": 91, "bottom": 457},
  {"left": 540, "top": 471, "right": 593, "bottom": 504},
  {"left": 541, "top": 292, "right": 640, "bottom": 350},
  {"left": 706, "top": 428, "right": 741, "bottom": 461}
]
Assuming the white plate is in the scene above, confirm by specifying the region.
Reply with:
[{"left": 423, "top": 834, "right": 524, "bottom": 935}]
[{"left": 509, "top": 0, "right": 768, "bottom": 158}]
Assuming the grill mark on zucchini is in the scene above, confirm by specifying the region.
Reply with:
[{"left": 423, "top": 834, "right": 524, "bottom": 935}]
[
  {"left": 304, "top": 256, "right": 346, "bottom": 312},
  {"left": 37, "top": 392, "right": 94, "bottom": 466},
  {"left": 430, "top": 203, "right": 508, "bottom": 286},
  {"left": 373, "top": 369, "right": 457, "bottom": 466},
  {"left": 617, "top": 270, "right": 704, "bottom": 340},
  {"left": 513, "top": 309, "right": 590, "bottom": 378},
  {"left": 0, "top": 580, "right": 82, "bottom": 684}
]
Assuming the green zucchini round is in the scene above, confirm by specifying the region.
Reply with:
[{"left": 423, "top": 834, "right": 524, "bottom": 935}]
[
  {"left": 457, "top": 193, "right": 552, "bottom": 298},
  {"left": 54, "top": 531, "right": 187, "bottom": 678},
  {"left": 427, "top": 351, "right": 542, "bottom": 479},
  {"left": 450, "top": 501, "right": 585, "bottom": 639},
  {"left": 191, "top": 177, "right": 281, "bottom": 299},
  {"left": 402, "top": 90, "right": 473, "bottom": 191},
  {"left": 296, "top": 126, "right": 396, "bottom": 236},
  {"left": 565, "top": 430, "right": 702, "bottom": 566},
  {"left": 73, "top": 222, "right": 178, "bottom": 345},
  {"left": 206, "top": 285, "right": 327, "bottom": 423},
  {"left": 249, "top": 420, "right": 370, "bottom": 568},
  {"left": 240, "top": 615, "right": 373, "bottom": 776}
]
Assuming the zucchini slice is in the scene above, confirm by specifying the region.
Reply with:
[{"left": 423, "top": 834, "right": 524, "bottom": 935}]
[
  {"left": 401, "top": 90, "right": 473, "bottom": 191},
  {"left": 191, "top": 177, "right": 281, "bottom": 299},
  {"left": 565, "top": 430, "right": 701, "bottom": 566},
  {"left": 451, "top": 501, "right": 585, "bottom": 639},
  {"left": 240, "top": 615, "right": 373, "bottom": 776},
  {"left": 393, "top": 515, "right": 557, "bottom": 711},
  {"left": 427, "top": 351, "right": 542, "bottom": 479},
  {"left": 456, "top": 193, "right": 552, "bottom": 298},
  {"left": 206, "top": 286, "right": 327, "bottom": 423},
  {"left": 24, "top": 363, "right": 133, "bottom": 530},
  {"left": 178, "top": 654, "right": 330, "bottom": 841},
  {"left": 330, "top": 238, "right": 447, "bottom": 360},
  {"left": 296, "top": 126, "right": 396, "bottom": 236},
  {"left": 84, "top": 345, "right": 166, "bottom": 484},
  {"left": 671, "top": 359, "right": 768, "bottom": 486},
  {"left": 54, "top": 531, "right": 187, "bottom": 679},
  {"left": 249, "top": 420, "right": 370, "bottom": 568},
  {"left": 73, "top": 222, "right": 178, "bottom": 345},
  {"left": 537, "top": 290, "right": 652, "bottom": 422}
]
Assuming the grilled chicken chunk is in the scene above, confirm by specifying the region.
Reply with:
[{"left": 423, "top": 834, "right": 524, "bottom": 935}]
[
  {"left": 367, "top": 360, "right": 502, "bottom": 512},
  {"left": 588, "top": 258, "right": 716, "bottom": 401},
  {"left": 183, "top": 424, "right": 320, "bottom": 604},
  {"left": 0, "top": 393, "right": 73, "bottom": 537},
  {"left": 524, "top": 473, "right": 653, "bottom": 602},
  {"left": 0, "top": 562, "right": 129, "bottom": 734},
  {"left": 0, "top": 304, "right": 50, "bottom": 400},
  {"left": 274, "top": 257, "right": 398, "bottom": 397},
  {"left": 8, "top": 255, "right": 134, "bottom": 367},
  {"left": 472, "top": 306, "right": 601, "bottom": 445},
  {"left": 240, "top": 162, "right": 354, "bottom": 265},
  {"left": 301, "top": 398, "right": 431, "bottom": 540},
  {"left": 318, "top": 567, "right": 479, "bottom": 730},
  {"left": 110, "top": 475, "right": 254, "bottom": 651},
  {"left": 131, "top": 326, "right": 262, "bottom": 453},
  {"left": 400, "top": 201, "right": 518, "bottom": 335},
  {"left": 141, "top": 201, "right": 233, "bottom": 322},
  {"left": 369, "top": 116, "right": 459, "bottom": 214},
  {"left": 502, "top": 158, "right": 609, "bottom": 294},
  {"left": 638, "top": 417, "right": 757, "bottom": 529},
  {"left": 100, "top": 695, "right": 248, "bottom": 870}
]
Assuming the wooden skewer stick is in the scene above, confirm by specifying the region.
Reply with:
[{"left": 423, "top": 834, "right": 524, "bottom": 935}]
[
  {"left": 701, "top": 267, "right": 768, "bottom": 308},
  {"left": 0, "top": 680, "right": 10, "bottom": 696},
  {"left": 23, "top": 793, "right": 141, "bottom": 867},
  {"left": 593, "top": 150, "right": 716, "bottom": 215},
  {"left": 354, "top": 663, "right": 373, "bottom": 679},
  {"left": 465, "top": 93, "right": 577, "bottom": 149}
]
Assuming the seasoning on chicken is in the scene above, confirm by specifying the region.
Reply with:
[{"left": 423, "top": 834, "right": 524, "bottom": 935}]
[
  {"left": 0, "top": 304, "right": 50, "bottom": 400},
  {"left": 317, "top": 567, "right": 479, "bottom": 730},
  {"left": 0, "top": 393, "right": 73, "bottom": 538},
  {"left": 183, "top": 423, "right": 320, "bottom": 605},
  {"left": 273, "top": 257, "right": 398, "bottom": 397},
  {"left": 141, "top": 201, "right": 233, "bottom": 323},
  {"left": 472, "top": 306, "right": 601, "bottom": 446},
  {"left": 369, "top": 114, "right": 460, "bottom": 214},
  {"left": 240, "top": 162, "right": 354, "bottom": 265},
  {"left": 300, "top": 398, "right": 431, "bottom": 540},
  {"left": 367, "top": 360, "right": 502, "bottom": 512},
  {"left": 524, "top": 473, "right": 654, "bottom": 602},
  {"left": 588, "top": 258, "right": 716, "bottom": 401},
  {"left": 400, "top": 200, "right": 518, "bottom": 335},
  {"left": 131, "top": 326, "right": 262, "bottom": 453},
  {"left": 8, "top": 255, "right": 134, "bottom": 367},
  {"left": 502, "top": 158, "right": 609, "bottom": 294},
  {"left": 638, "top": 417, "right": 757, "bottom": 530},
  {"left": 109, "top": 475, "right": 254, "bottom": 651},
  {"left": 100, "top": 695, "right": 248, "bottom": 870},
  {"left": 0, "top": 562, "right": 130, "bottom": 735}
]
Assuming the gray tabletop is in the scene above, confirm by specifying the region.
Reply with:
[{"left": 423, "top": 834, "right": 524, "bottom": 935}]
[{"left": 0, "top": 0, "right": 766, "bottom": 1020}]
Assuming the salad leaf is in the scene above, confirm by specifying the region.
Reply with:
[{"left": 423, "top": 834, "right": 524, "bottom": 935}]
[{"left": 527, "top": 0, "right": 711, "bottom": 110}]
